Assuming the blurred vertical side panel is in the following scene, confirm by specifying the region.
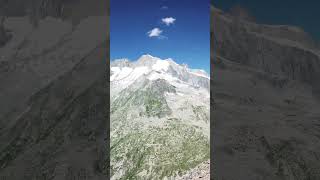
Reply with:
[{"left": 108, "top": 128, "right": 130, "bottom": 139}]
[
  {"left": 0, "top": 0, "right": 109, "bottom": 179},
  {"left": 110, "top": 0, "right": 210, "bottom": 179},
  {"left": 212, "top": 1, "right": 320, "bottom": 180}
]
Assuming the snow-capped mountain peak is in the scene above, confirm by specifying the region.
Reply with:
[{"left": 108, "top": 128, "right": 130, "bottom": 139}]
[
  {"left": 110, "top": 58, "right": 132, "bottom": 68},
  {"left": 151, "top": 59, "right": 170, "bottom": 71},
  {"left": 136, "top": 54, "right": 162, "bottom": 66},
  {"left": 110, "top": 55, "right": 210, "bottom": 96},
  {"left": 190, "top": 69, "right": 209, "bottom": 78}
]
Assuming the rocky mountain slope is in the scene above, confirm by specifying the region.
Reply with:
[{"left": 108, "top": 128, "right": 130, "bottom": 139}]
[
  {"left": 177, "top": 160, "right": 210, "bottom": 180},
  {"left": 110, "top": 55, "right": 210, "bottom": 179},
  {"left": 0, "top": 0, "right": 109, "bottom": 179},
  {"left": 212, "top": 6, "right": 320, "bottom": 180}
]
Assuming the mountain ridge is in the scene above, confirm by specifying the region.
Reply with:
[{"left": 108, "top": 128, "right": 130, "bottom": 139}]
[{"left": 111, "top": 54, "right": 210, "bottom": 78}]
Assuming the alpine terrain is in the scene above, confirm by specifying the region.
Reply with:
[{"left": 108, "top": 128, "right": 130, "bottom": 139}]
[{"left": 110, "top": 55, "right": 210, "bottom": 179}]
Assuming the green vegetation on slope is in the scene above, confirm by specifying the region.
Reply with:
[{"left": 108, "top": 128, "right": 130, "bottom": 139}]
[
  {"left": 192, "top": 105, "right": 209, "bottom": 123},
  {"left": 110, "top": 78, "right": 209, "bottom": 179},
  {"left": 110, "top": 120, "right": 209, "bottom": 179}
]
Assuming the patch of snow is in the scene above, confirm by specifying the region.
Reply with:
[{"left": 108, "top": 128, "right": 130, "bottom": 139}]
[
  {"left": 152, "top": 60, "right": 170, "bottom": 71},
  {"left": 189, "top": 69, "right": 210, "bottom": 79}
]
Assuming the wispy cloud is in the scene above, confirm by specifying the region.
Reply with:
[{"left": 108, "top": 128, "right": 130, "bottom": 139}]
[
  {"left": 161, "top": 17, "right": 176, "bottom": 26},
  {"left": 147, "top": 28, "right": 167, "bottom": 39},
  {"left": 147, "top": 28, "right": 163, "bottom": 37}
]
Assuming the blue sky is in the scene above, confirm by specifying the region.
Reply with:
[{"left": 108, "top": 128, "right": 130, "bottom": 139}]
[
  {"left": 213, "top": 0, "right": 320, "bottom": 41},
  {"left": 111, "top": 0, "right": 210, "bottom": 72}
]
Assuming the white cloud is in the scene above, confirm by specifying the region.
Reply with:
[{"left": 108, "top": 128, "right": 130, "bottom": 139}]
[
  {"left": 147, "top": 28, "right": 163, "bottom": 37},
  {"left": 161, "top": 17, "right": 176, "bottom": 26}
]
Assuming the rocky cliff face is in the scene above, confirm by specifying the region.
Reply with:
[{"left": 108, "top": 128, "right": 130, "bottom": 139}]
[
  {"left": 212, "top": 6, "right": 320, "bottom": 180},
  {"left": 0, "top": 0, "right": 109, "bottom": 179}
]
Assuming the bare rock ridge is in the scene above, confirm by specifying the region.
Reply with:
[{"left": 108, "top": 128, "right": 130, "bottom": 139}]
[
  {"left": 0, "top": 0, "right": 109, "bottom": 179},
  {"left": 212, "top": 6, "right": 320, "bottom": 180}
]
